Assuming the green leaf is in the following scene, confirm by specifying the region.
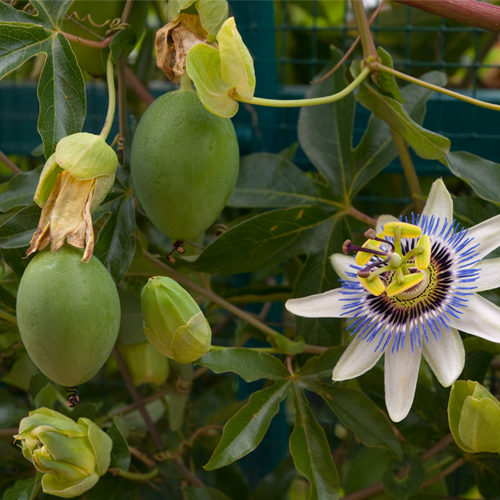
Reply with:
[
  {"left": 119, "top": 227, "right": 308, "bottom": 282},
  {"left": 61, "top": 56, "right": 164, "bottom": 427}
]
[
  {"left": 34, "top": 382, "right": 58, "bottom": 408},
  {"left": 0, "top": 24, "right": 52, "bottom": 79},
  {"left": 376, "top": 47, "right": 404, "bottom": 103},
  {"left": 220, "top": 284, "right": 292, "bottom": 305},
  {"left": 0, "top": 386, "right": 26, "bottom": 427},
  {"left": 107, "top": 419, "right": 131, "bottom": 472},
  {"left": 166, "top": 0, "right": 195, "bottom": 21},
  {"left": 297, "top": 346, "right": 345, "bottom": 381},
  {"left": 94, "top": 189, "right": 136, "bottom": 285},
  {"left": 271, "top": 334, "right": 305, "bottom": 355},
  {"left": 110, "top": 28, "right": 137, "bottom": 64},
  {"left": 0, "top": 2, "right": 40, "bottom": 23},
  {"left": 290, "top": 384, "right": 339, "bottom": 500},
  {"left": 182, "top": 486, "right": 233, "bottom": 500},
  {"left": 253, "top": 457, "right": 297, "bottom": 500},
  {"left": 292, "top": 215, "right": 350, "bottom": 346},
  {"left": 0, "top": 283, "right": 16, "bottom": 309},
  {"left": 2, "top": 353, "right": 38, "bottom": 391},
  {"left": 0, "top": 166, "right": 42, "bottom": 212},
  {"left": 444, "top": 151, "right": 500, "bottom": 203},
  {"left": 472, "top": 456, "right": 500, "bottom": 499},
  {"left": 454, "top": 196, "right": 500, "bottom": 228},
  {"left": 197, "top": 349, "right": 290, "bottom": 382},
  {"left": 351, "top": 71, "right": 446, "bottom": 198},
  {"left": 381, "top": 457, "right": 426, "bottom": 500},
  {"left": 205, "top": 379, "right": 290, "bottom": 470},
  {"left": 229, "top": 153, "right": 337, "bottom": 208},
  {"left": 3, "top": 477, "right": 37, "bottom": 500},
  {"left": 37, "top": 32, "right": 86, "bottom": 158},
  {"left": 30, "top": 0, "right": 73, "bottom": 29},
  {"left": 189, "top": 205, "right": 336, "bottom": 275},
  {"left": 186, "top": 43, "right": 237, "bottom": 118},
  {"left": 297, "top": 49, "right": 355, "bottom": 198},
  {"left": 307, "top": 382, "right": 403, "bottom": 460},
  {"left": 352, "top": 61, "right": 450, "bottom": 161},
  {"left": 1, "top": 248, "right": 30, "bottom": 279},
  {"left": 0, "top": 204, "right": 41, "bottom": 249},
  {"left": 196, "top": 0, "right": 229, "bottom": 37}
]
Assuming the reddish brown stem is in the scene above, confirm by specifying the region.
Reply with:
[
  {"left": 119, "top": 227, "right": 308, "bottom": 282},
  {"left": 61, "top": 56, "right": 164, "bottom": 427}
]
[
  {"left": 0, "top": 149, "right": 21, "bottom": 175},
  {"left": 124, "top": 65, "right": 155, "bottom": 105},
  {"left": 62, "top": 31, "right": 112, "bottom": 49},
  {"left": 394, "top": 0, "right": 500, "bottom": 32}
]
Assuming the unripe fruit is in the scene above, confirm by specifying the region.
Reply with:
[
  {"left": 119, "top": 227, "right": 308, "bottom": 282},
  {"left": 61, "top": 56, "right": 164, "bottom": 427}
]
[
  {"left": 17, "top": 246, "right": 121, "bottom": 386},
  {"left": 130, "top": 89, "right": 239, "bottom": 241},
  {"left": 61, "top": 0, "right": 149, "bottom": 77}
]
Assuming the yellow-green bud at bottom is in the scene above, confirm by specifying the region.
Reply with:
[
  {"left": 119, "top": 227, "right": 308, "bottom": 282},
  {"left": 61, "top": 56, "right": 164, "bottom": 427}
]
[
  {"left": 14, "top": 408, "right": 112, "bottom": 498},
  {"left": 449, "top": 380, "right": 500, "bottom": 453},
  {"left": 141, "top": 277, "right": 212, "bottom": 364},
  {"left": 119, "top": 341, "right": 170, "bottom": 386}
]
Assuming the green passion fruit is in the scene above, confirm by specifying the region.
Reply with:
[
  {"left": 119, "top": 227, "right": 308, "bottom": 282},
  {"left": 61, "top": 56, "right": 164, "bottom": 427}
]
[
  {"left": 130, "top": 88, "right": 239, "bottom": 241},
  {"left": 61, "top": 0, "right": 149, "bottom": 76},
  {"left": 16, "top": 246, "right": 121, "bottom": 387}
]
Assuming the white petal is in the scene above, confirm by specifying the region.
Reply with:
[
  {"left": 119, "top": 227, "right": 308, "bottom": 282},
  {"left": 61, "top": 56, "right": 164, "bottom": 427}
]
[
  {"left": 422, "top": 326, "right": 464, "bottom": 387},
  {"left": 471, "top": 258, "right": 500, "bottom": 292},
  {"left": 422, "top": 178, "right": 453, "bottom": 222},
  {"left": 384, "top": 342, "right": 421, "bottom": 422},
  {"left": 466, "top": 214, "right": 500, "bottom": 260},
  {"left": 330, "top": 254, "right": 355, "bottom": 281},
  {"left": 285, "top": 288, "right": 350, "bottom": 318},
  {"left": 448, "top": 293, "right": 500, "bottom": 343},
  {"left": 332, "top": 336, "right": 383, "bottom": 381},
  {"left": 376, "top": 214, "right": 398, "bottom": 234}
]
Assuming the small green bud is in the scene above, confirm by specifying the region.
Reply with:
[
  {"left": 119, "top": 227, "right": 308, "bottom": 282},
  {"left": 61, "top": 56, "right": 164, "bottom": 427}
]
[
  {"left": 141, "top": 277, "right": 212, "bottom": 363},
  {"left": 119, "top": 341, "right": 170, "bottom": 387},
  {"left": 449, "top": 380, "right": 500, "bottom": 453},
  {"left": 14, "top": 408, "right": 112, "bottom": 498}
]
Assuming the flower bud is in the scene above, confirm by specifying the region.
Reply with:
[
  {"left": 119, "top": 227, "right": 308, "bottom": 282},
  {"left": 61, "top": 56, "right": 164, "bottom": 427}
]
[
  {"left": 449, "top": 380, "right": 500, "bottom": 454},
  {"left": 141, "top": 277, "right": 211, "bottom": 363},
  {"left": 14, "top": 408, "right": 112, "bottom": 498},
  {"left": 119, "top": 341, "right": 170, "bottom": 387}
]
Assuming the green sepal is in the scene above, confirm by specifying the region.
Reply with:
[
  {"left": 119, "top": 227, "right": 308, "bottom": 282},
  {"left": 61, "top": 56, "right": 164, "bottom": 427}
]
[
  {"left": 34, "top": 154, "right": 62, "bottom": 207},
  {"left": 56, "top": 133, "right": 118, "bottom": 180}
]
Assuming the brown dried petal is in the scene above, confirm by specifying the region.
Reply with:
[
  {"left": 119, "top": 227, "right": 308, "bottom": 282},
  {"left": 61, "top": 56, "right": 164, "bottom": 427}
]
[
  {"left": 156, "top": 15, "right": 209, "bottom": 84},
  {"left": 27, "top": 171, "right": 96, "bottom": 262}
]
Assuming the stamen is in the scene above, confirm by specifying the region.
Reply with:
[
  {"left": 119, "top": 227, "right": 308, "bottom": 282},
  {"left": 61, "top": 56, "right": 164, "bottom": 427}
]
[
  {"left": 386, "top": 272, "right": 424, "bottom": 297},
  {"left": 383, "top": 222, "right": 422, "bottom": 239}
]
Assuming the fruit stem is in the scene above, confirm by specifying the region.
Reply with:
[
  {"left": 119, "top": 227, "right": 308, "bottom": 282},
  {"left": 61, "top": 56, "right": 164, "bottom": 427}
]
[
  {"left": 235, "top": 66, "right": 370, "bottom": 108},
  {"left": 180, "top": 72, "right": 193, "bottom": 92},
  {"left": 100, "top": 53, "right": 116, "bottom": 141}
]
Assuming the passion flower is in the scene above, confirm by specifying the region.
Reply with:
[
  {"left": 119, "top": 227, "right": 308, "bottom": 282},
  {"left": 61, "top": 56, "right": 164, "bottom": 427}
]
[{"left": 286, "top": 179, "right": 500, "bottom": 422}]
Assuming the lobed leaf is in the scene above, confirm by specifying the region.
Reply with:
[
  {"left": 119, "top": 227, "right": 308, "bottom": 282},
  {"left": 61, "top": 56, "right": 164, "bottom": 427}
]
[
  {"left": 197, "top": 348, "right": 290, "bottom": 382},
  {"left": 0, "top": 166, "right": 42, "bottom": 212},
  {"left": 229, "top": 153, "right": 337, "bottom": 208},
  {"left": 107, "top": 419, "right": 131, "bottom": 472},
  {"left": 3, "top": 477, "right": 38, "bottom": 500},
  {"left": 0, "top": 204, "right": 41, "bottom": 249},
  {"left": 205, "top": 379, "right": 290, "bottom": 470},
  {"left": 290, "top": 384, "right": 339, "bottom": 500},
  {"left": 308, "top": 382, "right": 403, "bottom": 460},
  {"left": 189, "top": 205, "right": 336, "bottom": 276}
]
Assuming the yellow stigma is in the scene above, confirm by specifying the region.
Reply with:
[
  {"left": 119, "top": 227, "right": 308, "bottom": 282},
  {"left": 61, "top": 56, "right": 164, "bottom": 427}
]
[
  {"left": 383, "top": 222, "right": 422, "bottom": 239},
  {"left": 358, "top": 276, "right": 385, "bottom": 296},
  {"left": 386, "top": 273, "right": 424, "bottom": 297},
  {"left": 415, "top": 234, "right": 431, "bottom": 270}
]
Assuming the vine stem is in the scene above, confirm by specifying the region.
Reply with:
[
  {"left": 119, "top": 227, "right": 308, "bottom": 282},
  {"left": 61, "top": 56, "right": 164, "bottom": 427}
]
[
  {"left": 111, "top": 467, "right": 159, "bottom": 481},
  {"left": 0, "top": 149, "right": 21, "bottom": 175},
  {"left": 141, "top": 248, "right": 327, "bottom": 355},
  {"left": 100, "top": 54, "right": 116, "bottom": 141},
  {"left": 347, "top": 206, "right": 377, "bottom": 227},
  {"left": 0, "top": 308, "right": 17, "bottom": 325},
  {"left": 61, "top": 31, "right": 112, "bottom": 49},
  {"left": 112, "top": 347, "right": 205, "bottom": 487},
  {"left": 312, "top": 0, "right": 386, "bottom": 85},
  {"left": 391, "top": 130, "right": 425, "bottom": 213},
  {"left": 235, "top": 67, "right": 371, "bottom": 108},
  {"left": 351, "top": 0, "right": 378, "bottom": 60},
  {"left": 372, "top": 61, "right": 500, "bottom": 112}
]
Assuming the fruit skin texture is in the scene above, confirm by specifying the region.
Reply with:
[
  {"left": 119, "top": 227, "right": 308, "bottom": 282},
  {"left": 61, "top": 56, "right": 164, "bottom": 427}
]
[
  {"left": 61, "top": 0, "right": 149, "bottom": 77},
  {"left": 131, "top": 89, "right": 239, "bottom": 241},
  {"left": 16, "top": 246, "right": 121, "bottom": 387}
]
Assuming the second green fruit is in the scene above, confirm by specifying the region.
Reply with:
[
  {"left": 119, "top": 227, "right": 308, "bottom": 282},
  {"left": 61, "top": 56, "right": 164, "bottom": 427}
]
[{"left": 130, "top": 88, "right": 239, "bottom": 241}]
